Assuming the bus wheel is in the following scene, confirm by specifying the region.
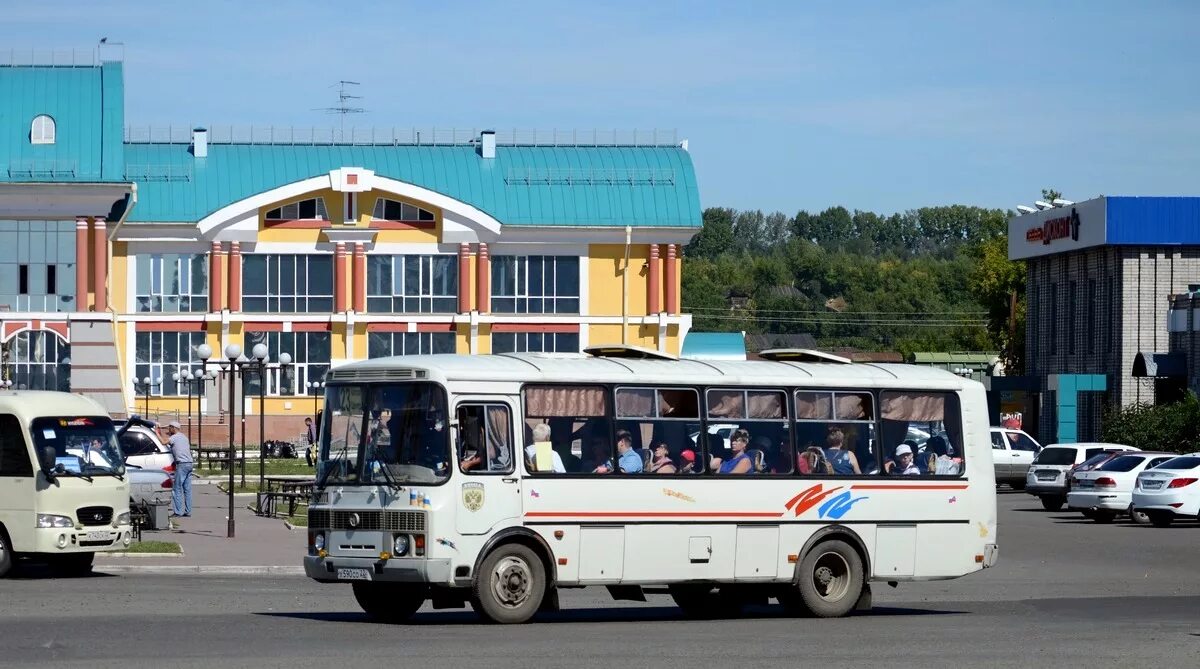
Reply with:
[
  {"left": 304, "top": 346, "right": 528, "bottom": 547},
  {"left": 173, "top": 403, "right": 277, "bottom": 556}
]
[
  {"left": 352, "top": 582, "right": 426, "bottom": 623},
  {"left": 472, "top": 543, "right": 545, "bottom": 624},
  {"left": 52, "top": 552, "right": 94, "bottom": 576},
  {"left": 0, "top": 529, "right": 13, "bottom": 578},
  {"left": 795, "top": 539, "right": 864, "bottom": 618},
  {"left": 669, "top": 584, "right": 743, "bottom": 619}
]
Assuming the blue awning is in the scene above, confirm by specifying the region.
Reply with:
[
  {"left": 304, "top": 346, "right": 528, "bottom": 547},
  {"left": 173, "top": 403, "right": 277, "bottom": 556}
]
[
  {"left": 1132, "top": 352, "right": 1186, "bottom": 378},
  {"left": 680, "top": 332, "right": 746, "bottom": 361}
]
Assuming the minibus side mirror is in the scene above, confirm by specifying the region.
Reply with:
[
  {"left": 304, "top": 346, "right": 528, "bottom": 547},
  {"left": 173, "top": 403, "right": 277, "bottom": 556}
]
[{"left": 39, "top": 446, "right": 57, "bottom": 477}]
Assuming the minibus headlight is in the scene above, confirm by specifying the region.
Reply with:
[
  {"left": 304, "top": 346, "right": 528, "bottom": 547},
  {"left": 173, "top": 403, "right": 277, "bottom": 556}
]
[
  {"left": 393, "top": 534, "right": 409, "bottom": 556},
  {"left": 37, "top": 514, "right": 74, "bottom": 529},
  {"left": 116, "top": 512, "right": 131, "bottom": 526},
  {"left": 313, "top": 533, "right": 326, "bottom": 551}
]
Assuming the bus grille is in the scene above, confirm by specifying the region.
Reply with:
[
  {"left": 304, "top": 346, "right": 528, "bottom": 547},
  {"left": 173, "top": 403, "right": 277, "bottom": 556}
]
[
  {"left": 308, "top": 509, "right": 425, "bottom": 532},
  {"left": 77, "top": 506, "right": 113, "bottom": 526}
]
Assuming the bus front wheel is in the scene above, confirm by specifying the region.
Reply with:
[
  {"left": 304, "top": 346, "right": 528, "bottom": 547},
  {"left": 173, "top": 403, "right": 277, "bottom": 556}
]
[
  {"left": 793, "top": 539, "right": 864, "bottom": 618},
  {"left": 352, "top": 582, "right": 426, "bottom": 623},
  {"left": 472, "top": 543, "right": 546, "bottom": 624}
]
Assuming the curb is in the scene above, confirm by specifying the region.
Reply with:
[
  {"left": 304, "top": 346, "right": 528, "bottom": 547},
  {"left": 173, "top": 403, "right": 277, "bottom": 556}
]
[
  {"left": 95, "top": 565, "right": 306, "bottom": 576},
  {"left": 97, "top": 551, "right": 184, "bottom": 559}
]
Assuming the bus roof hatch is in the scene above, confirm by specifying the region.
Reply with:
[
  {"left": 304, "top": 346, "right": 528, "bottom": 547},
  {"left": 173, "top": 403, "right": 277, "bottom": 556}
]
[
  {"left": 757, "top": 348, "right": 852, "bottom": 364},
  {"left": 582, "top": 344, "right": 679, "bottom": 361}
]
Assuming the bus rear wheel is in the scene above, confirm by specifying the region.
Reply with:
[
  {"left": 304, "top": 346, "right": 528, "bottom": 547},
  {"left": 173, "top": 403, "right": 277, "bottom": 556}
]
[
  {"left": 793, "top": 539, "right": 864, "bottom": 618},
  {"left": 0, "top": 529, "right": 13, "bottom": 578},
  {"left": 471, "top": 543, "right": 546, "bottom": 624},
  {"left": 352, "top": 582, "right": 427, "bottom": 623}
]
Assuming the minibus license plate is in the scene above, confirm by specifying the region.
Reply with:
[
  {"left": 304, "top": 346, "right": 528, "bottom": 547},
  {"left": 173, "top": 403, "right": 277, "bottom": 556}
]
[
  {"left": 85, "top": 531, "right": 110, "bottom": 541},
  {"left": 337, "top": 568, "right": 372, "bottom": 581}
]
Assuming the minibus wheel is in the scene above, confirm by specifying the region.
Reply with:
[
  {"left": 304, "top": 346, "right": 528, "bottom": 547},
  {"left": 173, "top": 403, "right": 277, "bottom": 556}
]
[
  {"left": 472, "top": 543, "right": 546, "bottom": 624},
  {"left": 795, "top": 539, "right": 864, "bottom": 618},
  {"left": 352, "top": 582, "right": 426, "bottom": 623},
  {"left": 0, "top": 528, "right": 12, "bottom": 578}
]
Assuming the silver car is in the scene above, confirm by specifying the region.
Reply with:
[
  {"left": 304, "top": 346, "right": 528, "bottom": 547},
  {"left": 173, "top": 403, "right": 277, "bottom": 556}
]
[{"left": 990, "top": 428, "right": 1042, "bottom": 489}]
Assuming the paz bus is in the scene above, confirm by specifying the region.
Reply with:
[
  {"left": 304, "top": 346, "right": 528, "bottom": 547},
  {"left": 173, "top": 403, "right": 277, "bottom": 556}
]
[
  {"left": 0, "top": 391, "right": 134, "bottom": 577},
  {"left": 304, "top": 347, "right": 998, "bottom": 623}
]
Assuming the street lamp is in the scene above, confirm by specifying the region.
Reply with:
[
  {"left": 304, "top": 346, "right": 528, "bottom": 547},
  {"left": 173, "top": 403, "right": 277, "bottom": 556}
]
[
  {"left": 224, "top": 343, "right": 241, "bottom": 539},
  {"left": 132, "top": 376, "right": 161, "bottom": 416},
  {"left": 307, "top": 380, "right": 324, "bottom": 426},
  {"left": 196, "top": 344, "right": 214, "bottom": 466}
]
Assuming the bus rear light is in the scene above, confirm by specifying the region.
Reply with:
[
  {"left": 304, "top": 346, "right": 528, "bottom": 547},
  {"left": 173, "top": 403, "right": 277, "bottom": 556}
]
[
  {"left": 1167, "top": 478, "right": 1197, "bottom": 489},
  {"left": 414, "top": 535, "right": 425, "bottom": 556}
]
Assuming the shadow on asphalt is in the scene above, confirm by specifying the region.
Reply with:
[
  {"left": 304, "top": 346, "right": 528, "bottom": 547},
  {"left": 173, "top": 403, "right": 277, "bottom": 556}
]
[
  {"left": 258, "top": 604, "right": 966, "bottom": 626},
  {"left": 7, "top": 563, "right": 118, "bottom": 580}
]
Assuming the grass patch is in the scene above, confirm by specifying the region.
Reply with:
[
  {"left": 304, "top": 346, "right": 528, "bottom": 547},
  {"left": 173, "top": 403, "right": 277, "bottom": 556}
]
[
  {"left": 286, "top": 513, "right": 309, "bottom": 527},
  {"left": 195, "top": 458, "right": 315, "bottom": 478},
  {"left": 124, "top": 540, "right": 182, "bottom": 554},
  {"left": 216, "top": 481, "right": 264, "bottom": 494}
]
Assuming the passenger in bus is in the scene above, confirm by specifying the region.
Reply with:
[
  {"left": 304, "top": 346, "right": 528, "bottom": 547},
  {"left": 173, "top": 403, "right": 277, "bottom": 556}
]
[
  {"left": 678, "top": 449, "right": 698, "bottom": 474},
  {"left": 649, "top": 441, "right": 677, "bottom": 474},
  {"left": 823, "top": 425, "right": 862, "bottom": 475},
  {"left": 524, "top": 422, "right": 566, "bottom": 473},
  {"left": 797, "top": 446, "right": 832, "bottom": 475},
  {"left": 885, "top": 443, "right": 920, "bottom": 475},
  {"left": 610, "top": 430, "right": 643, "bottom": 473},
  {"left": 582, "top": 439, "right": 613, "bottom": 474},
  {"left": 712, "top": 429, "right": 754, "bottom": 474}
]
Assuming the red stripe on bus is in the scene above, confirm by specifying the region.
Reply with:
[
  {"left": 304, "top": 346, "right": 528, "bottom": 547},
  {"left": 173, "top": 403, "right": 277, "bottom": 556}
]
[
  {"left": 523, "top": 511, "right": 786, "bottom": 518},
  {"left": 850, "top": 484, "right": 969, "bottom": 490}
]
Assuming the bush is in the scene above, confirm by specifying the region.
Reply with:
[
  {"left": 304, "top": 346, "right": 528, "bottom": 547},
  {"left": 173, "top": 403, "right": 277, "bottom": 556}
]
[{"left": 1101, "top": 392, "right": 1200, "bottom": 454}]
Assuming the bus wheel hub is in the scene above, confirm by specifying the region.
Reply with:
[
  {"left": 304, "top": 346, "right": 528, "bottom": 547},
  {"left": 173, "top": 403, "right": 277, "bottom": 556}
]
[{"left": 493, "top": 556, "right": 531, "bottom": 607}]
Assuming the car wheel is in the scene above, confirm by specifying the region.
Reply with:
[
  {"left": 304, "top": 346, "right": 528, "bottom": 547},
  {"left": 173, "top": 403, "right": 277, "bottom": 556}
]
[
  {"left": 471, "top": 543, "right": 546, "bottom": 624},
  {"left": 794, "top": 539, "right": 865, "bottom": 618},
  {"left": 1129, "top": 506, "right": 1151, "bottom": 525},
  {"left": 0, "top": 528, "right": 13, "bottom": 578},
  {"left": 1040, "top": 496, "right": 1065, "bottom": 512},
  {"left": 1147, "top": 511, "right": 1174, "bottom": 528},
  {"left": 352, "top": 582, "right": 426, "bottom": 623}
]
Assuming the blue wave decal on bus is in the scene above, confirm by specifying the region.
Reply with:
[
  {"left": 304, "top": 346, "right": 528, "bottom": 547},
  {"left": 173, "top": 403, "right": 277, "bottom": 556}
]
[{"left": 817, "top": 491, "right": 868, "bottom": 520}]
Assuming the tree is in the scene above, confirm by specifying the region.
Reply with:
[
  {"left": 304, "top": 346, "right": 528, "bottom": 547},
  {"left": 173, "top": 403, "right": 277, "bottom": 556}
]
[
  {"left": 1041, "top": 188, "right": 1063, "bottom": 204},
  {"left": 1101, "top": 393, "right": 1200, "bottom": 453},
  {"left": 968, "top": 234, "right": 1025, "bottom": 373},
  {"left": 685, "top": 208, "right": 735, "bottom": 259}
]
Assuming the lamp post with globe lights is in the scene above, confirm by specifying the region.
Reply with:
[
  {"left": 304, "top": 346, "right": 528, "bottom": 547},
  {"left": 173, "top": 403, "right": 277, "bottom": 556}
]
[
  {"left": 132, "top": 376, "right": 161, "bottom": 416},
  {"left": 223, "top": 343, "right": 241, "bottom": 538}
]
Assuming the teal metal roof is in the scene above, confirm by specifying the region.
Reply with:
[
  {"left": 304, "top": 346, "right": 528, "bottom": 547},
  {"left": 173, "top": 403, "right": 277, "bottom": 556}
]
[
  {"left": 124, "top": 142, "right": 701, "bottom": 227},
  {"left": 680, "top": 332, "right": 747, "bottom": 360},
  {"left": 0, "top": 62, "right": 124, "bottom": 182}
]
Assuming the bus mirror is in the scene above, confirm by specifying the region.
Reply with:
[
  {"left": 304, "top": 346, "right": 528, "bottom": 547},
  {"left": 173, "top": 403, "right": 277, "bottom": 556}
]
[{"left": 39, "top": 446, "right": 57, "bottom": 474}]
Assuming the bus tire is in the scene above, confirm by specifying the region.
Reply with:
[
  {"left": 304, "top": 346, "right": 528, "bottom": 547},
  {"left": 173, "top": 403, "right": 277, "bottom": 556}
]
[
  {"left": 352, "top": 582, "right": 426, "bottom": 623},
  {"left": 52, "top": 552, "right": 94, "bottom": 576},
  {"left": 472, "top": 543, "right": 545, "bottom": 624},
  {"left": 0, "top": 527, "right": 13, "bottom": 578},
  {"left": 795, "top": 539, "right": 864, "bottom": 618}
]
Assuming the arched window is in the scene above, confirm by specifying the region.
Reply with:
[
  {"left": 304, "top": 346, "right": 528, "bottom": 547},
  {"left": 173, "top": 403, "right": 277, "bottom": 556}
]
[
  {"left": 31, "top": 115, "right": 56, "bottom": 145},
  {"left": 3, "top": 330, "right": 70, "bottom": 391},
  {"left": 372, "top": 198, "right": 435, "bottom": 223},
  {"left": 265, "top": 197, "right": 328, "bottom": 221}
]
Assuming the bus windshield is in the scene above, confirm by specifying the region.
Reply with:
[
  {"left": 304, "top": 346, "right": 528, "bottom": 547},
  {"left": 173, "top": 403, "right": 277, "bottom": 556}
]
[
  {"left": 30, "top": 416, "right": 125, "bottom": 478},
  {"left": 318, "top": 382, "right": 450, "bottom": 487}
]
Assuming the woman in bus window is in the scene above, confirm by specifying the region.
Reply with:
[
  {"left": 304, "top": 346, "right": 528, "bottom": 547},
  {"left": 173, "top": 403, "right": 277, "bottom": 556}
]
[
  {"left": 713, "top": 429, "right": 754, "bottom": 474},
  {"left": 649, "top": 441, "right": 677, "bottom": 474},
  {"left": 823, "top": 425, "right": 861, "bottom": 475}
]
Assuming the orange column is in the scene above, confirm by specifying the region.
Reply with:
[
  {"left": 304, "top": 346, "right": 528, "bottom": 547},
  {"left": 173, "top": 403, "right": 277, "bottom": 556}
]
[
  {"left": 75, "top": 217, "right": 89, "bottom": 310},
  {"left": 334, "top": 242, "right": 348, "bottom": 312},
  {"left": 228, "top": 241, "right": 241, "bottom": 312},
  {"left": 648, "top": 244, "right": 661, "bottom": 314},
  {"left": 209, "top": 242, "right": 224, "bottom": 312},
  {"left": 665, "top": 244, "right": 678, "bottom": 315},
  {"left": 92, "top": 217, "right": 107, "bottom": 312},
  {"left": 352, "top": 242, "right": 366, "bottom": 312},
  {"left": 475, "top": 243, "right": 490, "bottom": 313},
  {"left": 457, "top": 243, "right": 471, "bottom": 313}
]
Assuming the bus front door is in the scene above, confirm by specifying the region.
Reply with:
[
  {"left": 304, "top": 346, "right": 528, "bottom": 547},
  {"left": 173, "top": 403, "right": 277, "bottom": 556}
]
[{"left": 455, "top": 401, "right": 522, "bottom": 536}]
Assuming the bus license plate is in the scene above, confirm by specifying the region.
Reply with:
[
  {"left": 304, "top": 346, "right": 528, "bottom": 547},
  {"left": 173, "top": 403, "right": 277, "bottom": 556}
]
[
  {"left": 85, "top": 531, "right": 110, "bottom": 541},
  {"left": 337, "top": 568, "right": 372, "bottom": 581}
]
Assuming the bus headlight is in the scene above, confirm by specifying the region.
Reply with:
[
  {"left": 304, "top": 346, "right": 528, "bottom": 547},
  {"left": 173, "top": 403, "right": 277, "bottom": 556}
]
[
  {"left": 116, "top": 512, "right": 131, "bottom": 526},
  {"left": 37, "top": 514, "right": 74, "bottom": 529},
  {"left": 313, "top": 533, "right": 325, "bottom": 552},
  {"left": 393, "top": 534, "right": 409, "bottom": 556}
]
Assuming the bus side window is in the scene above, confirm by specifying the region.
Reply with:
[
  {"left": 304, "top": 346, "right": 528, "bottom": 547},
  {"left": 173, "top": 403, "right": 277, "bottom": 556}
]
[
  {"left": 706, "top": 389, "right": 791, "bottom": 474},
  {"left": 0, "top": 414, "right": 34, "bottom": 477},
  {"left": 879, "top": 391, "right": 964, "bottom": 476},
  {"left": 457, "top": 404, "right": 513, "bottom": 474},
  {"left": 523, "top": 385, "right": 610, "bottom": 475},
  {"left": 616, "top": 387, "right": 701, "bottom": 475},
  {"left": 794, "top": 391, "right": 877, "bottom": 475}
]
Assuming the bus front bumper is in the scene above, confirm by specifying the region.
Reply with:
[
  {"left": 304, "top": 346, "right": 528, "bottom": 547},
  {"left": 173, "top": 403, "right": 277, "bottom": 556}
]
[
  {"left": 305, "top": 554, "right": 452, "bottom": 584},
  {"left": 33, "top": 526, "right": 132, "bottom": 553}
]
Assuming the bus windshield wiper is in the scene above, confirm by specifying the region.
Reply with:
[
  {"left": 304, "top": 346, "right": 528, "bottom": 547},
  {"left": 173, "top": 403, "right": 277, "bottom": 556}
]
[
  {"left": 315, "top": 443, "right": 350, "bottom": 493},
  {"left": 367, "top": 447, "right": 403, "bottom": 494}
]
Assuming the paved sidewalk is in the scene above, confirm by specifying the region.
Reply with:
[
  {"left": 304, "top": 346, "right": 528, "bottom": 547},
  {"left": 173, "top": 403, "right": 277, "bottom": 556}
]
[{"left": 95, "top": 484, "right": 307, "bottom": 575}]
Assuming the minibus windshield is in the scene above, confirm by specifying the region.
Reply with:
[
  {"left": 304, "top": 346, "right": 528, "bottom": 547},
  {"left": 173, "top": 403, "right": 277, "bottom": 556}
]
[{"left": 30, "top": 416, "right": 125, "bottom": 478}]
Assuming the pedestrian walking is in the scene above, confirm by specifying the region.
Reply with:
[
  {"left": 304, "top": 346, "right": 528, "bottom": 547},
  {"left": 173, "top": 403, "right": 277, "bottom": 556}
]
[
  {"left": 165, "top": 420, "right": 194, "bottom": 517},
  {"left": 304, "top": 417, "right": 316, "bottom": 467}
]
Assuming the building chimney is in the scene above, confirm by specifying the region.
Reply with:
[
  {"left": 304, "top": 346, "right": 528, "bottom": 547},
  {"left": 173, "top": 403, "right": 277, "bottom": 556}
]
[
  {"left": 192, "top": 127, "right": 208, "bottom": 158},
  {"left": 480, "top": 129, "right": 496, "bottom": 159}
]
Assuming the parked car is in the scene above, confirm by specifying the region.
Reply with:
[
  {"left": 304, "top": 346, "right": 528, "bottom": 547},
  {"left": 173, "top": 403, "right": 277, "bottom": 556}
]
[
  {"left": 116, "top": 422, "right": 175, "bottom": 472},
  {"left": 1131, "top": 453, "right": 1200, "bottom": 527},
  {"left": 990, "top": 427, "right": 1042, "bottom": 488},
  {"left": 126, "top": 464, "right": 173, "bottom": 507},
  {"left": 1067, "top": 452, "right": 1178, "bottom": 523},
  {"left": 1026, "top": 442, "right": 1140, "bottom": 511}
]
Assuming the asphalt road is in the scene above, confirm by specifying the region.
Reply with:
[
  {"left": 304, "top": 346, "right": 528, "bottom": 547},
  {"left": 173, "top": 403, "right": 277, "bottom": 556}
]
[{"left": 2, "top": 490, "right": 1197, "bottom": 668}]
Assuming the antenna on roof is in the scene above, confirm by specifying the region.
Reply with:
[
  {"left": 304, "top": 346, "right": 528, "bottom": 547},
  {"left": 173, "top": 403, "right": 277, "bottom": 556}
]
[{"left": 314, "top": 80, "right": 366, "bottom": 136}]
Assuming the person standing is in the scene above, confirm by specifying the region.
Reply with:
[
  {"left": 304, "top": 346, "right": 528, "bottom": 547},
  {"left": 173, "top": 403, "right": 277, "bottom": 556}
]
[
  {"left": 304, "top": 417, "right": 317, "bottom": 467},
  {"left": 165, "top": 420, "right": 194, "bottom": 517}
]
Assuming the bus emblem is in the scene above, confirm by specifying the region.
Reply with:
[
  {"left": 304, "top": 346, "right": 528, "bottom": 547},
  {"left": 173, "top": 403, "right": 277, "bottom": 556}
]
[
  {"left": 462, "top": 482, "right": 485, "bottom": 512},
  {"left": 348, "top": 513, "right": 360, "bottom": 528}
]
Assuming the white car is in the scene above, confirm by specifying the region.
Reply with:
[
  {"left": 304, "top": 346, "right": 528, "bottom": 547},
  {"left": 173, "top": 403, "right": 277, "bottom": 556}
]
[
  {"left": 990, "top": 427, "right": 1042, "bottom": 489},
  {"left": 1132, "top": 453, "right": 1200, "bottom": 527},
  {"left": 1067, "top": 452, "right": 1177, "bottom": 523},
  {"left": 1025, "top": 442, "right": 1140, "bottom": 511},
  {"left": 117, "top": 423, "right": 175, "bottom": 472}
]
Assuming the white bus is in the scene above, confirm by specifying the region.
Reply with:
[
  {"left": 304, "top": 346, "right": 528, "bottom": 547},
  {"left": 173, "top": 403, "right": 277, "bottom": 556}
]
[
  {"left": 304, "top": 348, "right": 998, "bottom": 623},
  {"left": 0, "top": 391, "right": 134, "bottom": 577}
]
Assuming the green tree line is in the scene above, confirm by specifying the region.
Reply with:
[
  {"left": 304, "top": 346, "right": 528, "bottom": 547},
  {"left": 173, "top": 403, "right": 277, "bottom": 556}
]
[{"left": 682, "top": 204, "right": 1027, "bottom": 370}]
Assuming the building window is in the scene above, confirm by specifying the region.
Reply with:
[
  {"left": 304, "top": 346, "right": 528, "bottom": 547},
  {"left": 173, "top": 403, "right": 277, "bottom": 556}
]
[
  {"left": 0, "top": 220, "right": 77, "bottom": 312},
  {"left": 366, "top": 255, "right": 457, "bottom": 313},
  {"left": 491, "top": 256, "right": 580, "bottom": 314},
  {"left": 4, "top": 330, "right": 70, "bottom": 392},
  {"left": 265, "top": 198, "right": 328, "bottom": 221},
  {"left": 135, "top": 254, "right": 208, "bottom": 312},
  {"left": 371, "top": 198, "right": 436, "bottom": 223},
  {"left": 31, "top": 115, "right": 55, "bottom": 144},
  {"left": 1087, "top": 279, "right": 1096, "bottom": 355},
  {"left": 241, "top": 254, "right": 333, "bottom": 313},
  {"left": 1049, "top": 283, "right": 1058, "bottom": 356},
  {"left": 244, "top": 331, "right": 330, "bottom": 396},
  {"left": 134, "top": 331, "right": 205, "bottom": 396},
  {"left": 1068, "top": 280, "right": 1077, "bottom": 356},
  {"left": 367, "top": 331, "right": 456, "bottom": 358},
  {"left": 492, "top": 332, "right": 579, "bottom": 354}
]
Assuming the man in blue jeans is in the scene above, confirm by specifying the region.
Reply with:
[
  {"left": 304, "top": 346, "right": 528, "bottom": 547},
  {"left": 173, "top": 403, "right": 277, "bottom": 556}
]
[{"left": 165, "top": 420, "right": 194, "bottom": 517}]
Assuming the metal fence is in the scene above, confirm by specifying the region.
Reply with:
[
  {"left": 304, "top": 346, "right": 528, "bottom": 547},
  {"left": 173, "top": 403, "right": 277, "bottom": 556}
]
[
  {"left": 0, "top": 48, "right": 119, "bottom": 67},
  {"left": 123, "top": 125, "right": 679, "bottom": 147},
  {"left": 505, "top": 166, "right": 677, "bottom": 186}
]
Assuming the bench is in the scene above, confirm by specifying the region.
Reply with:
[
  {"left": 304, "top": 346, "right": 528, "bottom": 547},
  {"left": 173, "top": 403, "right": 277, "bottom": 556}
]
[{"left": 256, "top": 477, "right": 315, "bottom": 518}]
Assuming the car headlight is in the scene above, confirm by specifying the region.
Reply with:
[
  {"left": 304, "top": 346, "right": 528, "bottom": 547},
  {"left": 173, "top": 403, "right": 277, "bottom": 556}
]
[
  {"left": 393, "top": 534, "right": 409, "bottom": 556},
  {"left": 313, "top": 533, "right": 326, "bottom": 551},
  {"left": 37, "top": 514, "right": 74, "bottom": 529},
  {"left": 116, "top": 512, "right": 131, "bottom": 525}
]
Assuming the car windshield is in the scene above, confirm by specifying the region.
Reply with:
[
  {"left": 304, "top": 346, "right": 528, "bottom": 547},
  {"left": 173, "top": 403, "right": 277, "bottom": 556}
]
[
  {"left": 1035, "top": 447, "right": 1077, "bottom": 465},
  {"left": 1153, "top": 456, "right": 1200, "bottom": 471},
  {"left": 1098, "top": 455, "right": 1145, "bottom": 472},
  {"left": 30, "top": 416, "right": 124, "bottom": 477},
  {"left": 1077, "top": 453, "right": 1112, "bottom": 470},
  {"left": 317, "top": 382, "right": 450, "bottom": 487}
]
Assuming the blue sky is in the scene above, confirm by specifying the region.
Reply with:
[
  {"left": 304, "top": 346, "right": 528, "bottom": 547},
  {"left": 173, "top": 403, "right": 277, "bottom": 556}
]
[{"left": 5, "top": 0, "right": 1199, "bottom": 215}]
